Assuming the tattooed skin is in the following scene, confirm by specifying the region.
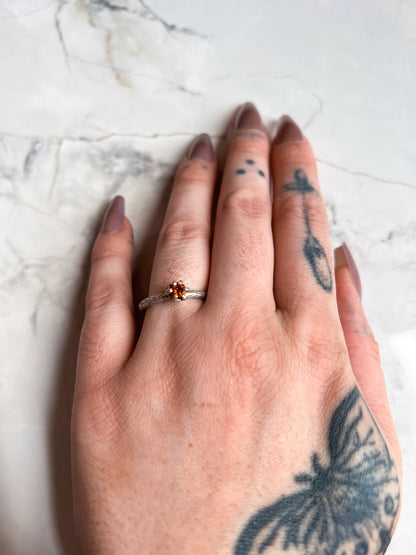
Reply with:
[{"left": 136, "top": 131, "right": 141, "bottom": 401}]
[
  {"left": 283, "top": 169, "right": 332, "bottom": 292},
  {"left": 234, "top": 387, "right": 400, "bottom": 555},
  {"left": 235, "top": 159, "right": 267, "bottom": 178}
]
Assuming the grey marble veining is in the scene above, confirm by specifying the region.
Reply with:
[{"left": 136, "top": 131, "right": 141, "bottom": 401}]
[{"left": 1, "top": 1, "right": 415, "bottom": 553}]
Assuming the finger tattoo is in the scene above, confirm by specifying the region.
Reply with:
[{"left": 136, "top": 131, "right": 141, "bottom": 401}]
[
  {"left": 283, "top": 169, "right": 333, "bottom": 292},
  {"left": 235, "top": 159, "right": 267, "bottom": 179}
]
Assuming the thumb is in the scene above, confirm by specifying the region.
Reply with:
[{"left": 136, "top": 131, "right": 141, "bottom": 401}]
[{"left": 334, "top": 243, "right": 401, "bottom": 470}]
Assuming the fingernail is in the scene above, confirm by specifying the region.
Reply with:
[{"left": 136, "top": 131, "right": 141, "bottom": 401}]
[
  {"left": 187, "top": 133, "right": 214, "bottom": 162},
  {"left": 234, "top": 102, "right": 264, "bottom": 131},
  {"left": 101, "top": 195, "right": 125, "bottom": 234},
  {"left": 334, "top": 242, "right": 362, "bottom": 299},
  {"left": 273, "top": 115, "right": 304, "bottom": 145}
]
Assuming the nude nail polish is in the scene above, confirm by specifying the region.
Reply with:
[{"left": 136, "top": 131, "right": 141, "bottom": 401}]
[
  {"left": 102, "top": 195, "right": 125, "bottom": 234},
  {"left": 334, "top": 242, "right": 362, "bottom": 299},
  {"left": 273, "top": 115, "right": 304, "bottom": 145}
]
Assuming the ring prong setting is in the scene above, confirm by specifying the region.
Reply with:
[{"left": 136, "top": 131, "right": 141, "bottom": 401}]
[
  {"left": 168, "top": 280, "right": 187, "bottom": 301},
  {"left": 139, "top": 280, "right": 206, "bottom": 311}
]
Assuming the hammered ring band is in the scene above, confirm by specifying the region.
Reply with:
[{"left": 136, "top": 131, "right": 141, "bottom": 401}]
[{"left": 138, "top": 280, "right": 207, "bottom": 311}]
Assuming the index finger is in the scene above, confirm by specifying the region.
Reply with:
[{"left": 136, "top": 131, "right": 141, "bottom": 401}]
[
  {"left": 271, "top": 116, "right": 336, "bottom": 320},
  {"left": 77, "top": 197, "right": 136, "bottom": 392}
]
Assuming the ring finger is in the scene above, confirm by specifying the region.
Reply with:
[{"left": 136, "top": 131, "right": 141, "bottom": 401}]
[{"left": 146, "top": 134, "right": 217, "bottom": 319}]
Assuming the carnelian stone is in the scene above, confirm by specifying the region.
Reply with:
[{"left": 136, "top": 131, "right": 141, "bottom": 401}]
[{"left": 169, "top": 281, "right": 187, "bottom": 300}]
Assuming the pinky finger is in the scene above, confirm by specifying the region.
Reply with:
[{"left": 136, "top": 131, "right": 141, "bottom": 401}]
[
  {"left": 334, "top": 243, "right": 401, "bottom": 469},
  {"left": 77, "top": 196, "right": 136, "bottom": 393}
]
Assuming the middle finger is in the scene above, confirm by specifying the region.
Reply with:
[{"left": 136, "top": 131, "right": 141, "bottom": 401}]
[{"left": 207, "top": 103, "right": 275, "bottom": 314}]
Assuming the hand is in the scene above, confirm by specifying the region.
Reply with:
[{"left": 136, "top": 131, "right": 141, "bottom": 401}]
[{"left": 72, "top": 103, "right": 401, "bottom": 554}]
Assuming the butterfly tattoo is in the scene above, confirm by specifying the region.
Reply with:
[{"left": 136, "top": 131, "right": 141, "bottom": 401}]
[{"left": 234, "top": 387, "right": 400, "bottom": 555}]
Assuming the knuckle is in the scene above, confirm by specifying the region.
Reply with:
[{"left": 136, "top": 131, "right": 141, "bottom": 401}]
[
  {"left": 175, "top": 171, "right": 211, "bottom": 188},
  {"left": 274, "top": 194, "right": 302, "bottom": 228},
  {"left": 91, "top": 248, "right": 129, "bottom": 268},
  {"left": 276, "top": 191, "right": 327, "bottom": 230},
  {"left": 224, "top": 313, "right": 279, "bottom": 385},
  {"left": 305, "top": 339, "right": 349, "bottom": 390},
  {"left": 86, "top": 282, "right": 115, "bottom": 312},
  {"left": 305, "top": 336, "right": 348, "bottom": 370},
  {"left": 222, "top": 189, "right": 271, "bottom": 219},
  {"left": 230, "top": 141, "right": 268, "bottom": 160},
  {"left": 160, "top": 218, "right": 209, "bottom": 246},
  {"left": 92, "top": 234, "right": 132, "bottom": 265},
  {"left": 303, "top": 196, "right": 328, "bottom": 229},
  {"left": 291, "top": 319, "right": 349, "bottom": 386},
  {"left": 86, "top": 276, "right": 130, "bottom": 313}
]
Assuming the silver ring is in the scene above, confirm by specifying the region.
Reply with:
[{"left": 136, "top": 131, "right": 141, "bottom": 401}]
[{"left": 138, "top": 280, "right": 207, "bottom": 311}]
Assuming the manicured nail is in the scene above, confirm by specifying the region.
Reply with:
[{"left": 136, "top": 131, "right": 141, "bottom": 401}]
[
  {"left": 334, "top": 242, "right": 362, "bottom": 299},
  {"left": 234, "top": 102, "right": 264, "bottom": 131},
  {"left": 273, "top": 115, "right": 304, "bottom": 145},
  {"left": 101, "top": 195, "right": 125, "bottom": 234},
  {"left": 187, "top": 133, "right": 214, "bottom": 162}
]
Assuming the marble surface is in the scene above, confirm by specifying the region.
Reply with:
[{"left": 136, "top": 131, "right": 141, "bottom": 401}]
[{"left": 1, "top": 1, "right": 415, "bottom": 553}]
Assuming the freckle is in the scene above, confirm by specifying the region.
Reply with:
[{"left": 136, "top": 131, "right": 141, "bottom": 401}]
[
  {"left": 188, "top": 443, "right": 193, "bottom": 448},
  {"left": 236, "top": 169, "right": 246, "bottom": 175},
  {"left": 245, "top": 159, "right": 255, "bottom": 165},
  {"left": 258, "top": 170, "right": 265, "bottom": 177}
]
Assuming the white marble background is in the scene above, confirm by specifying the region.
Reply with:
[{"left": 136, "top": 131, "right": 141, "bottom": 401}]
[{"left": 0, "top": 0, "right": 415, "bottom": 553}]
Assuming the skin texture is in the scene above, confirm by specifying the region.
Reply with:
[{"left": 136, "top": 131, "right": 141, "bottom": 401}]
[{"left": 72, "top": 104, "right": 401, "bottom": 554}]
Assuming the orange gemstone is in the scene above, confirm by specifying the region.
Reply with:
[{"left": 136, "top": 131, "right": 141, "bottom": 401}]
[{"left": 169, "top": 281, "right": 187, "bottom": 300}]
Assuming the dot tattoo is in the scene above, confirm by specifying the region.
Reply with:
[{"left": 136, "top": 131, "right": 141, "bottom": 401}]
[
  {"left": 283, "top": 169, "right": 332, "bottom": 292},
  {"left": 234, "top": 386, "right": 400, "bottom": 555},
  {"left": 235, "top": 159, "right": 266, "bottom": 178}
]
